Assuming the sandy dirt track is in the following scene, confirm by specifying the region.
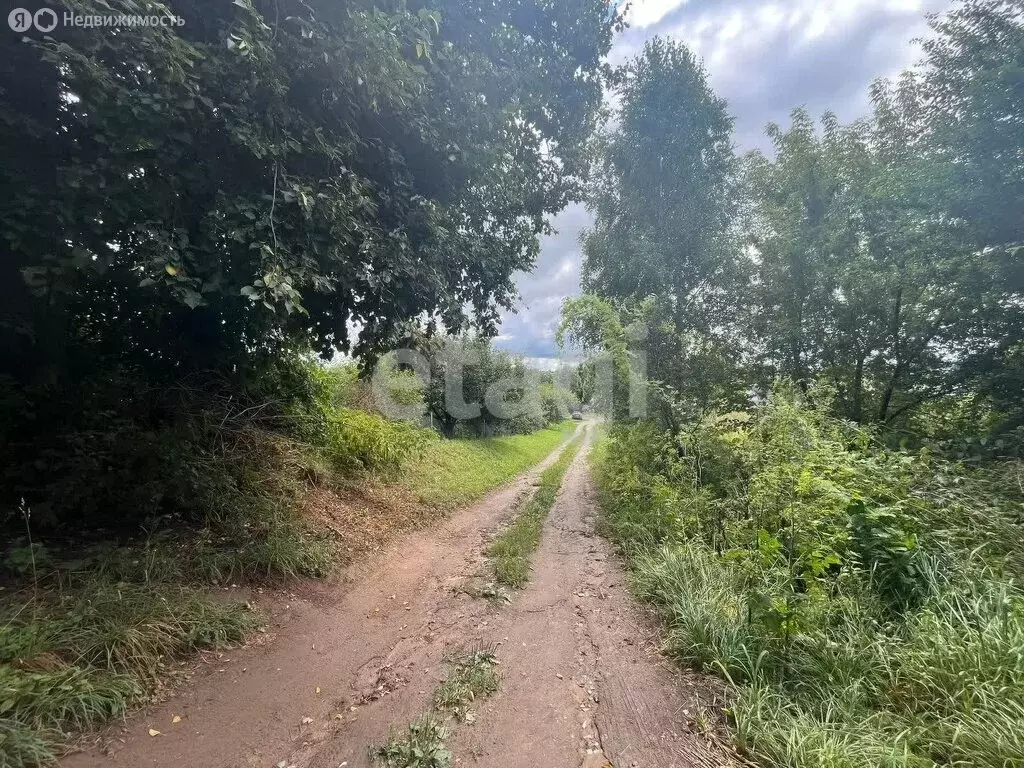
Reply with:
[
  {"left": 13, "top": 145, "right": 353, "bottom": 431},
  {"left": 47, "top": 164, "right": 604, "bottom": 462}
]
[{"left": 63, "top": 424, "right": 734, "bottom": 768}]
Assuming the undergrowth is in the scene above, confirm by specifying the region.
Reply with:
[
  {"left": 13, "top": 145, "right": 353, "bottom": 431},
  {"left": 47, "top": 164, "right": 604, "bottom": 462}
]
[
  {"left": 593, "top": 386, "right": 1024, "bottom": 768},
  {"left": 487, "top": 430, "right": 583, "bottom": 588},
  {"left": 1, "top": 358, "right": 568, "bottom": 768}
]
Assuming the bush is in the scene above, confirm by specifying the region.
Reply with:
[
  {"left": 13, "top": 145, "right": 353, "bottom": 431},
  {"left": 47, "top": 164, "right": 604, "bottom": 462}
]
[
  {"left": 593, "top": 387, "right": 1024, "bottom": 767},
  {"left": 324, "top": 408, "right": 434, "bottom": 475}
]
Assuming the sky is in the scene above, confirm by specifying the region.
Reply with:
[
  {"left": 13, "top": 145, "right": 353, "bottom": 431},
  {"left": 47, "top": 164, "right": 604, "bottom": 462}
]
[{"left": 495, "top": 0, "right": 953, "bottom": 368}]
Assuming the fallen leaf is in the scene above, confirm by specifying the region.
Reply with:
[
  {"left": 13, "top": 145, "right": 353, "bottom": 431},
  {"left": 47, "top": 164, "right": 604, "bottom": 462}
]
[
  {"left": 171, "top": 715, "right": 182, "bottom": 724},
  {"left": 301, "top": 717, "right": 314, "bottom": 725},
  {"left": 148, "top": 728, "right": 161, "bottom": 737},
  {"left": 315, "top": 686, "right": 321, "bottom": 695}
]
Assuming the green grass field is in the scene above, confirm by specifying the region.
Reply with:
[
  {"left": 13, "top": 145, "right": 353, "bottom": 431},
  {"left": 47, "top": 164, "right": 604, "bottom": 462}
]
[{"left": 399, "top": 421, "right": 577, "bottom": 509}]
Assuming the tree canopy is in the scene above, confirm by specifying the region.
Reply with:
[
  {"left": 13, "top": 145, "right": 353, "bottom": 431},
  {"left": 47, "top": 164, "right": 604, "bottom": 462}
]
[
  {"left": 568, "top": 0, "right": 1024, "bottom": 435},
  {"left": 1, "top": 0, "right": 617, "bottom": 383},
  {"left": 0, "top": 0, "right": 618, "bottom": 526}
]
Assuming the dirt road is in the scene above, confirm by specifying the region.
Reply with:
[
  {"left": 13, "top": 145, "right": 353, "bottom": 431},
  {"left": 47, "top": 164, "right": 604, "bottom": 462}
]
[{"left": 64, "top": 425, "right": 734, "bottom": 768}]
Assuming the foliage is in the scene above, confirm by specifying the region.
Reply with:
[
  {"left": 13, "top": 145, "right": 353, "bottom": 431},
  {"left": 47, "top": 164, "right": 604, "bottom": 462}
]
[
  {"left": 487, "top": 432, "right": 583, "bottom": 588},
  {"left": 1, "top": 0, "right": 617, "bottom": 366},
  {"left": 739, "top": 98, "right": 1017, "bottom": 425},
  {"left": 594, "top": 392, "right": 1024, "bottom": 767},
  {"left": 323, "top": 407, "right": 434, "bottom": 475},
  {"left": 372, "top": 714, "right": 451, "bottom": 768},
  {"left": 922, "top": 0, "right": 1024, "bottom": 250},
  {"left": 575, "top": 37, "right": 747, "bottom": 413},
  {"left": 582, "top": 36, "right": 736, "bottom": 305},
  {"left": 558, "top": 295, "right": 638, "bottom": 421},
  {"left": 569, "top": 1, "right": 1023, "bottom": 434},
  {"left": 418, "top": 337, "right": 575, "bottom": 437},
  {"left": 0, "top": 0, "right": 619, "bottom": 546}
]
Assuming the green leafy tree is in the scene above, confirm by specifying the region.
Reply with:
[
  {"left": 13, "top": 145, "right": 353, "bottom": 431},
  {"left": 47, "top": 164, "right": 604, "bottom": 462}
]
[
  {"left": 577, "top": 38, "right": 744, "bottom": 409},
  {"left": 742, "top": 97, "right": 1016, "bottom": 424},
  {"left": 581, "top": 38, "right": 737, "bottom": 326},
  {"left": 0, "top": 0, "right": 618, "bottom": 524},
  {"left": 922, "top": 0, "right": 1024, "bottom": 250}
]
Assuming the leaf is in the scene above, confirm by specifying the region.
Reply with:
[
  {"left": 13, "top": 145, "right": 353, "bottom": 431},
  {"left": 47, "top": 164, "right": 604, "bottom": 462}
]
[
  {"left": 148, "top": 728, "right": 162, "bottom": 737},
  {"left": 164, "top": 264, "right": 180, "bottom": 276},
  {"left": 172, "top": 715, "right": 182, "bottom": 724},
  {"left": 182, "top": 291, "right": 205, "bottom": 309}
]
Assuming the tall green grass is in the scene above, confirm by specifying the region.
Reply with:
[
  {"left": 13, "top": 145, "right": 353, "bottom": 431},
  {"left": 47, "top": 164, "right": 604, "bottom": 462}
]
[
  {"left": 593, "top": 392, "right": 1024, "bottom": 768},
  {"left": 400, "top": 421, "right": 576, "bottom": 509},
  {"left": 487, "top": 431, "right": 583, "bottom": 588},
  {"left": 1, "top": 582, "right": 257, "bottom": 767}
]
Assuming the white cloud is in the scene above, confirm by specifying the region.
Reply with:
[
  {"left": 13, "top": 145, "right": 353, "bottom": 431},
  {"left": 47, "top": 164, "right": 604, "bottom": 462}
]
[
  {"left": 627, "top": 0, "right": 690, "bottom": 30},
  {"left": 497, "top": 0, "right": 953, "bottom": 360}
]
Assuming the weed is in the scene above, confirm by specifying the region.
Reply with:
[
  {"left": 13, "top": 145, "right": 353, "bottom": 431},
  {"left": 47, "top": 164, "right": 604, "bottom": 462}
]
[
  {"left": 373, "top": 647, "right": 500, "bottom": 767},
  {"left": 0, "top": 582, "right": 257, "bottom": 767},
  {"left": 434, "top": 648, "right": 500, "bottom": 720},
  {"left": 372, "top": 714, "right": 451, "bottom": 768},
  {"left": 594, "top": 395, "right": 1024, "bottom": 768},
  {"left": 0, "top": 719, "right": 54, "bottom": 768}
]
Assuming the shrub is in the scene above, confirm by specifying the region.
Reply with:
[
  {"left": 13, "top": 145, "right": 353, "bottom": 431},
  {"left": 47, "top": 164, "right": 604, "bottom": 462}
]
[
  {"left": 324, "top": 408, "right": 434, "bottom": 475},
  {"left": 593, "top": 388, "right": 1024, "bottom": 768}
]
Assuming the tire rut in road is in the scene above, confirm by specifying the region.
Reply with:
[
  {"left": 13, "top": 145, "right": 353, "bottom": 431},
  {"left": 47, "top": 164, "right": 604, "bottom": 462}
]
[
  {"left": 446, "top": 425, "right": 739, "bottom": 768},
  {"left": 61, "top": 429, "right": 581, "bottom": 768}
]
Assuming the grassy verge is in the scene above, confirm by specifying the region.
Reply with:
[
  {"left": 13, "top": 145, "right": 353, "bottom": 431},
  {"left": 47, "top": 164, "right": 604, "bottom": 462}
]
[
  {"left": 399, "top": 421, "right": 576, "bottom": 509},
  {"left": 592, "top": 400, "right": 1024, "bottom": 768},
  {"left": 486, "top": 430, "right": 583, "bottom": 589},
  {"left": 373, "top": 648, "right": 500, "bottom": 768},
  {"left": 0, "top": 582, "right": 257, "bottom": 767}
]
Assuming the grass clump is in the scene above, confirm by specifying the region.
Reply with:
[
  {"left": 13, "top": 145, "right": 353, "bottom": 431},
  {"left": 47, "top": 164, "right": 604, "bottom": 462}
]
[
  {"left": 434, "top": 648, "right": 500, "bottom": 721},
  {"left": 400, "top": 421, "right": 576, "bottom": 509},
  {"left": 487, "top": 432, "right": 583, "bottom": 588},
  {"left": 372, "top": 714, "right": 452, "bottom": 768},
  {"left": 373, "top": 647, "right": 500, "bottom": 767},
  {"left": 594, "top": 386, "right": 1024, "bottom": 768},
  {"left": 0, "top": 718, "right": 54, "bottom": 768},
  {"left": 0, "top": 582, "right": 257, "bottom": 767}
]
